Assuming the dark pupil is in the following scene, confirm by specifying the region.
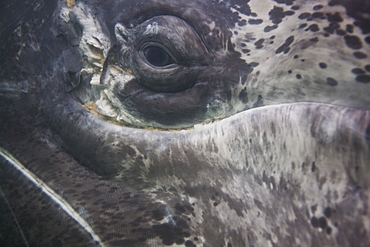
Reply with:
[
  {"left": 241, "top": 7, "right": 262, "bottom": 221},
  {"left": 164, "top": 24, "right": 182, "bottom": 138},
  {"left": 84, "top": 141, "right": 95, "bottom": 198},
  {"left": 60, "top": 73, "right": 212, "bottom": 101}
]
[{"left": 143, "top": 46, "right": 172, "bottom": 67}]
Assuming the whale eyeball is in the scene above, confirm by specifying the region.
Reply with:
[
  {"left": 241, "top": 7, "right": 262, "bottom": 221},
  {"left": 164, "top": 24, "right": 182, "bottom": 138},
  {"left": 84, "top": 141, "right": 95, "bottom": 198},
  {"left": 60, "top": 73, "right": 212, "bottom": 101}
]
[{"left": 142, "top": 45, "right": 175, "bottom": 67}]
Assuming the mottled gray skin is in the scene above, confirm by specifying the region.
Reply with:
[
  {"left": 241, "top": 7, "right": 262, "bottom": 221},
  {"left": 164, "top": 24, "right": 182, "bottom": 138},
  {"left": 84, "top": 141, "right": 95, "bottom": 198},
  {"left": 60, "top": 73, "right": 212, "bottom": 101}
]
[{"left": 0, "top": 0, "right": 370, "bottom": 246}]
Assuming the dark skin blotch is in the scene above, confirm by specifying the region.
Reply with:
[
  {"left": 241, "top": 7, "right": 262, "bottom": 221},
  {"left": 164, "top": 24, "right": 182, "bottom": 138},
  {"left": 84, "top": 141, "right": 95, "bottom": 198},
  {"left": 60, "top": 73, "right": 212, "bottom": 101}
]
[
  {"left": 319, "top": 62, "right": 327, "bottom": 69},
  {"left": 291, "top": 5, "right": 299, "bottom": 10},
  {"left": 365, "top": 36, "right": 370, "bottom": 44},
  {"left": 365, "top": 65, "right": 370, "bottom": 72},
  {"left": 311, "top": 162, "right": 316, "bottom": 172},
  {"left": 185, "top": 240, "right": 196, "bottom": 247},
  {"left": 306, "top": 24, "right": 319, "bottom": 32},
  {"left": 264, "top": 25, "right": 278, "bottom": 32},
  {"left": 152, "top": 208, "right": 165, "bottom": 221},
  {"left": 324, "top": 207, "right": 332, "bottom": 218},
  {"left": 326, "top": 77, "right": 338, "bottom": 86},
  {"left": 352, "top": 68, "right": 366, "bottom": 74},
  {"left": 312, "top": 12, "right": 324, "bottom": 19},
  {"left": 175, "top": 203, "right": 186, "bottom": 213},
  {"left": 311, "top": 216, "right": 319, "bottom": 228},
  {"left": 318, "top": 217, "right": 327, "bottom": 229},
  {"left": 249, "top": 19, "right": 263, "bottom": 25},
  {"left": 298, "top": 12, "right": 311, "bottom": 20},
  {"left": 327, "top": 12, "right": 343, "bottom": 22},
  {"left": 254, "top": 39, "right": 265, "bottom": 47},
  {"left": 275, "top": 36, "right": 294, "bottom": 54},
  {"left": 268, "top": 6, "right": 287, "bottom": 24},
  {"left": 344, "top": 35, "right": 363, "bottom": 49},
  {"left": 238, "top": 88, "right": 249, "bottom": 104},
  {"left": 313, "top": 5, "right": 323, "bottom": 10},
  {"left": 346, "top": 24, "right": 354, "bottom": 33},
  {"left": 353, "top": 52, "right": 367, "bottom": 59},
  {"left": 356, "top": 74, "right": 370, "bottom": 83},
  {"left": 336, "top": 29, "right": 346, "bottom": 36}
]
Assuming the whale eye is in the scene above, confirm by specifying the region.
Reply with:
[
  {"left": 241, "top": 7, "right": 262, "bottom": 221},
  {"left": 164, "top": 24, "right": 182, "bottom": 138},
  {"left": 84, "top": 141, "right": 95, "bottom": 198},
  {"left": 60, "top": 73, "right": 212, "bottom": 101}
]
[
  {"left": 143, "top": 46, "right": 175, "bottom": 67},
  {"left": 128, "top": 40, "right": 193, "bottom": 92},
  {"left": 100, "top": 16, "right": 217, "bottom": 128}
]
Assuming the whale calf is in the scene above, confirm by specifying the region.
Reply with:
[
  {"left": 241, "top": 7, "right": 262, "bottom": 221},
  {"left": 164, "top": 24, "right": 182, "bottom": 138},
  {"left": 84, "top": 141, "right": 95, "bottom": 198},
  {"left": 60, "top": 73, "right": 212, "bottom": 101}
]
[{"left": 0, "top": 0, "right": 369, "bottom": 246}]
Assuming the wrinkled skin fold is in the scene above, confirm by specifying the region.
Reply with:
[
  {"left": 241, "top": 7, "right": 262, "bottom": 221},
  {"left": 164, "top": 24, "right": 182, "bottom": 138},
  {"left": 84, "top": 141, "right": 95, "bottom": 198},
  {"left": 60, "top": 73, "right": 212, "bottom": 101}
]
[{"left": 1, "top": 0, "right": 370, "bottom": 246}]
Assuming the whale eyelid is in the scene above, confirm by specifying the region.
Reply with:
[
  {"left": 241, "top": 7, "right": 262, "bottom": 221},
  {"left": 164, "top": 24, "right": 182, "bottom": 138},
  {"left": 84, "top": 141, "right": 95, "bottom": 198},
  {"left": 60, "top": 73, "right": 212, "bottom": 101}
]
[
  {"left": 150, "top": 14, "right": 211, "bottom": 54},
  {"left": 0, "top": 147, "right": 106, "bottom": 247}
]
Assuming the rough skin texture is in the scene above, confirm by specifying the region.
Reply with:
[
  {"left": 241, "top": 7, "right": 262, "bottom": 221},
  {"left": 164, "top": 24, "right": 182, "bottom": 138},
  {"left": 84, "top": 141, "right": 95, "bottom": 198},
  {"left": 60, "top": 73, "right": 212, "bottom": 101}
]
[{"left": 0, "top": 0, "right": 369, "bottom": 246}]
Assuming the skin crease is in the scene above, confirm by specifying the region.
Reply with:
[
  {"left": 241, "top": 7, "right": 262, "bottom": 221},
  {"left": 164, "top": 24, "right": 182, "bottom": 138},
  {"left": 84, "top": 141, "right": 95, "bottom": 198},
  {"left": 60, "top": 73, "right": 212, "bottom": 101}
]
[{"left": 0, "top": 0, "right": 369, "bottom": 246}]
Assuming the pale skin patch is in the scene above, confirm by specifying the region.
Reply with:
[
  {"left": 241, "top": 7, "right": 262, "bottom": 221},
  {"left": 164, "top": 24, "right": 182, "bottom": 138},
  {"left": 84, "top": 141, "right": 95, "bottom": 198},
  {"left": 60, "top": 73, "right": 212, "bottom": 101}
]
[
  {"left": 84, "top": 101, "right": 132, "bottom": 127},
  {"left": 66, "top": 0, "right": 75, "bottom": 8}
]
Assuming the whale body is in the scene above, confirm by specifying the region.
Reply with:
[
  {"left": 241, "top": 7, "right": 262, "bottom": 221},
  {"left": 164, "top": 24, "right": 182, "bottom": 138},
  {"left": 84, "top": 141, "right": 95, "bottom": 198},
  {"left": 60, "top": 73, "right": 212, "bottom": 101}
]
[{"left": 0, "top": 0, "right": 369, "bottom": 246}]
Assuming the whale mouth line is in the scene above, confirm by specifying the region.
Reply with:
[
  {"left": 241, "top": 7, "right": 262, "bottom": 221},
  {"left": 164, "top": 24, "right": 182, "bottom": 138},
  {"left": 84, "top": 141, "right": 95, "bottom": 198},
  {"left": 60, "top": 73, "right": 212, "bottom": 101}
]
[
  {"left": 82, "top": 101, "right": 365, "bottom": 134},
  {"left": 85, "top": 98, "right": 197, "bottom": 132}
]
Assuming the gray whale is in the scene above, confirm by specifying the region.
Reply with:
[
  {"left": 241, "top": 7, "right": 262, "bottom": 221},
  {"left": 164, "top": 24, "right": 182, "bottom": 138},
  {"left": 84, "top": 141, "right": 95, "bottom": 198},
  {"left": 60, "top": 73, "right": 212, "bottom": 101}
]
[{"left": 0, "top": 0, "right": 369, "bottom": 246}]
